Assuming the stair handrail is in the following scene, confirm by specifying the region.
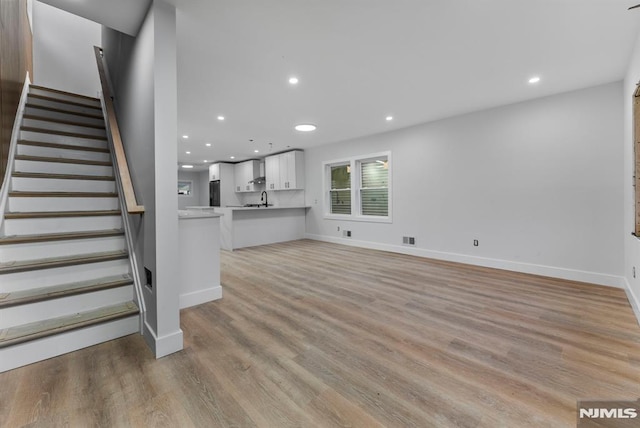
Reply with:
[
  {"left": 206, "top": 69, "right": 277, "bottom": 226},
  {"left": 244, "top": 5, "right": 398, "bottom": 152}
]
[
  {"left": 94, "top": 46, "right": 147, "bottom": 330},
  {"left": 0, "top": 73, "right": 31, "bottom": 236},
  {"left": 93, "top": 46, "right": 144, "bottom": 215}
]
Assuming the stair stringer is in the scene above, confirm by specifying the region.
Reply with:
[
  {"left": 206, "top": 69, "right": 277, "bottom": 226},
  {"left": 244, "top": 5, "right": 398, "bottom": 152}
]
[{"left": 0, "top": 73, "right": 31, "bottom": 236}]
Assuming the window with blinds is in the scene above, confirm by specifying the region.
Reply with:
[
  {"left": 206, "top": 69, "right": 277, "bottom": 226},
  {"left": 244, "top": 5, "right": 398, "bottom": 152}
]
[
  {"left": 324, "top": 151, "right": 391, "bottom": 222},
  {"left": 330, "top": 164, "right": 351, "bottom": 215},
  {"left": 359, "top": 159, "right": 388, "bottom": 216}
]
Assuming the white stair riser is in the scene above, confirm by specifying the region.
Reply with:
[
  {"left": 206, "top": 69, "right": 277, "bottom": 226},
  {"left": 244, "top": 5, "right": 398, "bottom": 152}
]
[
  {"left": 0, "top": 235, "right": 126, "bottom": 262},
  {"left": 24, "top": 106, "right": 104, "bottom": 127},
  {"left": 8, "top": 197, "right": 119, "bottom": 212},
  {"left": 22, "top": 118, "right": 107, "bottom": 138},
  {"left": 1, "top": 285, "right": 134, "bottom": 329},
  {"left": 0, "top": 259, "right": 130, "bottom": 293},
  {"left": 16, "top": 144, "right": 111, "bottom": 162},
  {"left": 11, "top": 177, "right": 115, "bottom": 193},
  {"left": 19, "top": 130, "right": 107, "bottom": 149},
  {"left": 14, "top": 159, "right": 113, "bottom": 176},
  {"left": 29, "top": 88, "right": 101, "bottom": 107},
  {"left": 0, "top": 315, "right": 138, "bottom": 373},
  {"left": 27, "top": 96, "right": 103, "bottom": 117},
  {"left": 4, "top": 215, "right": 122, "bottom": 235}
]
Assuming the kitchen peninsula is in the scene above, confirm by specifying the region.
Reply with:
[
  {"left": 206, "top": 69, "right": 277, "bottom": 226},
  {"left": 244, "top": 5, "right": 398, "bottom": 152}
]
[{"left": 214, "top": 206, "right": 309, "bottom": 251}]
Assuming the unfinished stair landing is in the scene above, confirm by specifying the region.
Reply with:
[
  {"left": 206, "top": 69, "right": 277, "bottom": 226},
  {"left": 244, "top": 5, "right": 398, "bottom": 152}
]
[{"left": 0, "top": 84, "right": 139, "bottom": 373}]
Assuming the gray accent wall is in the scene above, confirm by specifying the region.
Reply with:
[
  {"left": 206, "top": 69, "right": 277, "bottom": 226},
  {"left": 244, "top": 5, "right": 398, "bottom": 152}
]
[{"left": 101, "top": 0, "right": 182, "bottom": 358}]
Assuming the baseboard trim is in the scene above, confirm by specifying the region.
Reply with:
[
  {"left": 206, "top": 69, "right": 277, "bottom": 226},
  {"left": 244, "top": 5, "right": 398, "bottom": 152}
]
[
  {"left": 623, "top": 278, "right": 640, "bottom": 327},
  {"left": 304, "top": 234, "right": 625, "bottom": 289},
  {"left": 143, "top": 320, "right": 183, "bottom": 359},
  {"left": 179, "top": 285, "right": 222, "bottom": 309}
]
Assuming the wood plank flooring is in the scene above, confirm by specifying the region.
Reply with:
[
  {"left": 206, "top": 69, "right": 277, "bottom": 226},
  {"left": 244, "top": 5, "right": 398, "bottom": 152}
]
[{"left": 2, "top": 239, "right": 640, "bottom": 427}]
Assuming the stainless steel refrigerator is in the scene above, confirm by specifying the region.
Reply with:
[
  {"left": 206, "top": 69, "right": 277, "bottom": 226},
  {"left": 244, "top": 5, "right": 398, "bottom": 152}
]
[{"left": 209, "top": 180, "right": 220, "bottom": 207}]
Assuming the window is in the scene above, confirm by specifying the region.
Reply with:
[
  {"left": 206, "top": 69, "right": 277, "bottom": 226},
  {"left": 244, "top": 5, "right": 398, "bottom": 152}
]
[
  {"left": 359, "top": 157, "right": 388, "bottom": 217},
  {"left": 324, "top": 151, "right": 391, "bottom": 222},
  {"left": 330, "top": 164, "right": 351, "bottom": 214}
]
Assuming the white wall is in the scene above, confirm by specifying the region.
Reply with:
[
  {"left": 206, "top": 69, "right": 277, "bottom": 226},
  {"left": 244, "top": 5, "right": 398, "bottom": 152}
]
[
  {"left": 178, "top": 170, "right": 206, "bottom": 209},
  {"left": 623, "top": 31, "right": 640, "bottom": 322},
  {"left": 305, "top": 82, "right": 624, "bottom": 287},
  {"left": 102, "top": 0, "right": 182, "bottom": 358},
  {"left": 32, "top": 1, "right": 100, "bottom": 97}
]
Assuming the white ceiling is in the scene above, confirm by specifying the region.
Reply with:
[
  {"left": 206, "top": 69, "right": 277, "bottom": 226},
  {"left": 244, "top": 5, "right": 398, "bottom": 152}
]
[
  {"left": 38, "top": 0, "right": 151, "bottom": 36},
  {"left": 172, "top": 0, "right": 640, "bottom": 170},
  {"left": 40, "top": 0, "right": 640, "bottom": 171}
]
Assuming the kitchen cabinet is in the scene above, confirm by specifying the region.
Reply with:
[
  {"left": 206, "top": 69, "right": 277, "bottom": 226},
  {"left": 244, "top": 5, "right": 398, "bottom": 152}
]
[
  {"left": 209, "top": 163, "right": 220, "bottom": 181},
  {"left": 234, "top": 160, "right": 260, "bottom": 192},
  {"left": 265, "top": 150, "right": 304, "bottom": 190}
]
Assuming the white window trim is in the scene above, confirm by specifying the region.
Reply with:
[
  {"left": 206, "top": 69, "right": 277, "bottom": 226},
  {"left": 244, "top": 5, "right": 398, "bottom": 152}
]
[{"left": 323, "top": 151, "right": 392, "bottom": 223}]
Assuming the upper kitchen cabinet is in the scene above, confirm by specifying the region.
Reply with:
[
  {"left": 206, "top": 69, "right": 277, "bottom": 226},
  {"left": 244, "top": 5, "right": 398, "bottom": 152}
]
[
  {"left": 265, "top": 150, "right": 304, "bottom": 190},
  {"left": 234, "top": 160, "right": 260, "bottom": 192},
  {"left": 209, "top": 163, "right": 220, "bottom": 181}
]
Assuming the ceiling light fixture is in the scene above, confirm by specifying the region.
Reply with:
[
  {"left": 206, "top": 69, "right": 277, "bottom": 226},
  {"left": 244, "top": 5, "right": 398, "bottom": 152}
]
[
  {"left": 206, "top": 143, "right": 211, "bottom": 147},
  {"left": 203, "top": 160, "right": 208, "bottom": 163},
  {"left": 386, "top": 116, "right": 393, "bottom": 121},
  {"left": 295, "top": 124, "right": 317, "bottom": 132},
  {"left": 182, "top": 135, "right": 189, "bottom": 139},
  {"left": 528, "top": 76, "right": 541, "bottom": 84},
  {"left": 254, "top": 150, "right": 259, "bottom": 153},
  {"left": 217, "top": 116, "right": 225, "bottom": 121},
  {"left": 182, "top": 165, "right": 194, "bottom": 169},
  {"left": 230, "top": 156, "right": 235, "bottom": 159},
  {"left": 186, "top": 151, "right": 191, "bottom": 154},
  {"left": 289, "top": 77, "right": 299, "bottom": 85}
]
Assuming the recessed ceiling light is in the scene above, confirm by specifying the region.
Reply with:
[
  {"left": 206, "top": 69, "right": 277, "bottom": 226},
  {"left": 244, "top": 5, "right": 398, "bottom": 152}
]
[
  {"left": 205, "top": 143, "right": 211, "bottom": 147},
  {"left": 386, "top": 116, "right": 393, "bottom": 121},
  {"left": 295, "top": 124, "right": 317, "bottom": 132},
  {"left": 182, "top": 164, "right": 194, "bottom": 169},
  {"left": 203, "top": 160, "right": 208, "bottom": 163},
  {"left": 230, "top": 156, "right": 235, "bottom": 159},
  {"left": 528, "top": 76, "right": 541, "bottom": 84},
  {"left": 289, "top": 77, "right": 299, "bottom": 85},
  {"left": 186, "top": 151, "right": 191, "bottom": 154},
  {"left": 254, "top": 150, "right": 259, "bottom": 153},
  {"left": 182, "top": 135, "right": 189, "bottom": 139},
  {"left": 217, "top": 116, "right": 225, "bottom": 121}
]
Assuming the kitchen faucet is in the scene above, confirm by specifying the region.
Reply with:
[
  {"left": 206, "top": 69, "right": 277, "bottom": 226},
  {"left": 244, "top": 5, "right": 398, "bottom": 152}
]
[{"left": 260, "top": 190, "right": 268, "bottom": 207}]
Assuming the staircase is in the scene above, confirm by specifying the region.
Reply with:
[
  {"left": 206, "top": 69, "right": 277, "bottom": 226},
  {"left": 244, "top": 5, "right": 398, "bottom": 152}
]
[{"left": 0, "top": 85, "right": 140, "bottom": 372}]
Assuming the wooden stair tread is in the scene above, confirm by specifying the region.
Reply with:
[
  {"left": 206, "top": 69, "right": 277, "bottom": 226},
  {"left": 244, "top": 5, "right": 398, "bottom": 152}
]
[
  {"left": 9, "top": 191, "right": 118, "bottom": 198},
  {"left": 28, "top": 94, "right": 102, "bottom": 111},
  {"left": 29, "top": 85, "right": 101, "bottom": 103},
  {"left": 25, "top": 103, "right": 104, "bottom": 120},
  {"left": 0, "top": 275, "right": 133, "bottom": 309},
  {"left": 23, "top": 114, "right": 106, "bottom": 130},
  {"left": 0, "top": 229, "right": 124, "bottom": 245},
  {"left": 15, "top": 155, "right": 112, "bottom": 166},
  {"left": 0, "top": 301, "right": 138, "bottom": 348},
  {"left": 12, "top": 172, "right": 114, "bottom": 181},
  {"left": 0, "top": 250, "right": 128, "bottom": 274},
  {"left": 18, "top": 140, "right": 109, "bottom": 153},
  {"left": 20, "top": 126, "right": 107, "bottom": 141},
  {"left": 5, "top": 210, "right": 121, "bottom": 219}
]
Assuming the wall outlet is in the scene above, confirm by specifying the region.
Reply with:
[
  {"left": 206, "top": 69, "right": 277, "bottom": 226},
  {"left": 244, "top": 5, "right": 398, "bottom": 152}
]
[
  {"left": 403, "top": 236, "right": 416, "bottom": 246},
  {"left": 343, "top": 230, "right": 352, "bottom": 237},
  {"left": 145, "top": 267, "right": 153, "bottom": 290},
  {"left": 473, "top": 239, "right": 479, "bottom": 247}
]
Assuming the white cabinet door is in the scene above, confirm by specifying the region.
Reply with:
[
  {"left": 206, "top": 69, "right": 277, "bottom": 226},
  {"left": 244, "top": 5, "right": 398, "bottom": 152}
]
[
  {"left": 209, "top": 163, "right": 220, "bottom": 181},
  {"left": 234, "top": 162, "right": 245, "bottom": 192},
  {"left": 235, "top": 160, "right": 260, "bottom": 192},
  {"left": 280, "top": 151, "right": 304, "bottom": 190},
  {"left": 265, "top": 155, "right": 280, "bottom": 190}
]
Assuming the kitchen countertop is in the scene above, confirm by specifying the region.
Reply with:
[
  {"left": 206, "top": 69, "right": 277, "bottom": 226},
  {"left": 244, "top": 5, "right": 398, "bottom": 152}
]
[
  {"left": 178, "top": 209, "right": 223, "bottom": 219},
  {"left": 217, "top": 205, "right": 310, "bottom": 211}
]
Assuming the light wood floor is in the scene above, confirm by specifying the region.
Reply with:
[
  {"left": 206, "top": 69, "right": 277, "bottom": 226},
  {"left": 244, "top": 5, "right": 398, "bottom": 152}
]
[{"left": 2, "top": 239, "right": 640, "bottom": 427}]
